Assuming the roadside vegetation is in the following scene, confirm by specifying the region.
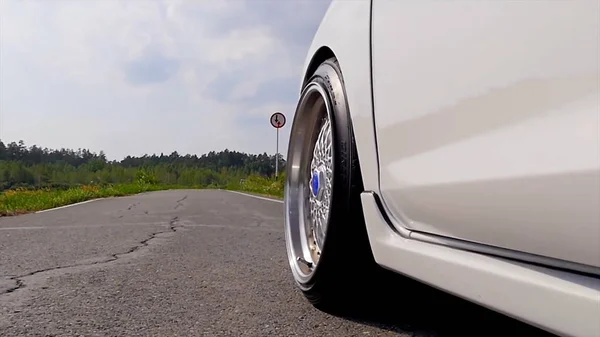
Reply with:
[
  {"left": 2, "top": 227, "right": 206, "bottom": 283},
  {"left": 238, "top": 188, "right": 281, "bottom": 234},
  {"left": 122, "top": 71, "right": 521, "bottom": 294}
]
[{"left": 0, "top": 140, "right": 285, "bottom": 216}]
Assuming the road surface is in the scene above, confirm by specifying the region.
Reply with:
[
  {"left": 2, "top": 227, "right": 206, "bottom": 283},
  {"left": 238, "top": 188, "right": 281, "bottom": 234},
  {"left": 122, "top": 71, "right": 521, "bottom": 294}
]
[{"left": 0, "top": 190, "right": 554, "bottom": 336}]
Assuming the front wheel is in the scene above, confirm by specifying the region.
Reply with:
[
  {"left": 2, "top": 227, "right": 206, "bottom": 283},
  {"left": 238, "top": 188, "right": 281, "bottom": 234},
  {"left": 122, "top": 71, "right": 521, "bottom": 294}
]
[{"left": 284, "top": 58, "right": 375, "bottom": 308}]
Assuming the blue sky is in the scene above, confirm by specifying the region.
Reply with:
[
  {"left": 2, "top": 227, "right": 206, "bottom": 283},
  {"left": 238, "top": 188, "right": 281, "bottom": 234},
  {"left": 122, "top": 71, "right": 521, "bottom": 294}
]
[{"left": 0, "top": 0, "right": 331, "bottom": 160}]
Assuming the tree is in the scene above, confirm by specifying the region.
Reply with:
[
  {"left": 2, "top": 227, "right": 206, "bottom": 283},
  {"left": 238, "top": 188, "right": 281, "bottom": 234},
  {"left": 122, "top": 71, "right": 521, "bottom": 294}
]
[{"left": 0, "top": 138, "right": 286, "bottom": 191}]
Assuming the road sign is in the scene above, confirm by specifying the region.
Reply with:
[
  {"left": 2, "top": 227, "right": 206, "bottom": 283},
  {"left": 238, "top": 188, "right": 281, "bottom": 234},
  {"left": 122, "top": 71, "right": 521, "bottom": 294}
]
[
  {"left": 270, "top": 112, "right": 286, "bottom": 179},
  {"left": 270, "top": 112, "right": 286, "bottom": 129}
]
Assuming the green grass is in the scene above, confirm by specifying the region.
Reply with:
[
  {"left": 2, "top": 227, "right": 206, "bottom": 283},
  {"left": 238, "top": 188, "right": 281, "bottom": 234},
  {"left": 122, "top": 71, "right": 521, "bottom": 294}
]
[
  {"left": 226, "top": 175, "right": 285, "bottom": 199},
  {"left": 0, "top": 178, "right": 285, "bottom": 216},
  {"left": 0, "top": 184, "right": 178, "bottom": 216}
]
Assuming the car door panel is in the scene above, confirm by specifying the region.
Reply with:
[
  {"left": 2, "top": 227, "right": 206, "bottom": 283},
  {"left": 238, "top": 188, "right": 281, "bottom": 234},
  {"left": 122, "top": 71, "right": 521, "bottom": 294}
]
[{"left": 371, "top": 0, "right": 600, "bottom": 267}]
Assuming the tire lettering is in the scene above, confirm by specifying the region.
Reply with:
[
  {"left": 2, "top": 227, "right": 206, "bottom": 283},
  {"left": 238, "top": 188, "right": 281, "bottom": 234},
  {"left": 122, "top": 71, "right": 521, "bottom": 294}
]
[{"left": 323, "top": 74, "right": 338, "bottom": 106}]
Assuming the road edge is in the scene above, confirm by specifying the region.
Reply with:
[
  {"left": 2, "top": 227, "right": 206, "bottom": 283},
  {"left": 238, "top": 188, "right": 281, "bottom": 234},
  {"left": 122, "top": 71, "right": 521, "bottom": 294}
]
[
  {"left": 35, "top": 199, "right": 102, "bottom": 214},
  {"left": 7, "top": 189, "right": 282, "bottom": 216},
  {"left": 221, "top": 190, "right": 284, "bottom": 204}
]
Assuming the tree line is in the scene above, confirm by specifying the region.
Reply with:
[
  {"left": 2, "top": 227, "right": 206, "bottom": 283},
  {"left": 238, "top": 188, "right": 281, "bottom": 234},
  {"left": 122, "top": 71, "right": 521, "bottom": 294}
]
[{"left": 0, "top": 140, "right": 286, "bottom": 191}]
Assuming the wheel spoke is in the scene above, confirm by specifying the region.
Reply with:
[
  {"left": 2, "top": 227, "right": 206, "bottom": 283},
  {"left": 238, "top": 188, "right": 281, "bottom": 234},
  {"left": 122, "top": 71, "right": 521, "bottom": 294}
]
[{"left": 307, "top": 116, "right": 333, "bottom": 256}]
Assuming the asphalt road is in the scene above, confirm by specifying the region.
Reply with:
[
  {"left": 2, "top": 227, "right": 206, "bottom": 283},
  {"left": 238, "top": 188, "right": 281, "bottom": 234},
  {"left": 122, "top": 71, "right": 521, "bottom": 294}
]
[{"left": 0, "top": 190, "right": 555, "bottom": 337}]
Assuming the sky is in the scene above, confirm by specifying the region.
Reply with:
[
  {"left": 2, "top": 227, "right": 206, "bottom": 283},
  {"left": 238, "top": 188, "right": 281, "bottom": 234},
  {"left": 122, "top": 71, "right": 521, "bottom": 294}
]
[{"left": 0, "top": 0, "right": 331, "bottom": 160}]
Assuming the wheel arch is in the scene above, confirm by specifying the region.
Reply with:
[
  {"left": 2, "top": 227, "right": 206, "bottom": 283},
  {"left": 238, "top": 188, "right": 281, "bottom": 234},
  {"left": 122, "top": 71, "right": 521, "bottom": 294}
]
[{"left": 301, "top": 47, "right": 335, "bottom": 90}]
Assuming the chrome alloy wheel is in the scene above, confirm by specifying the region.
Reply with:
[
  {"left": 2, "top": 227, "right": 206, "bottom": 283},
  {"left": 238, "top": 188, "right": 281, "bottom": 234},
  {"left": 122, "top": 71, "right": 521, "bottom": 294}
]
[{"left": 285, "top": 80, "right": 335, "bottom": 284}]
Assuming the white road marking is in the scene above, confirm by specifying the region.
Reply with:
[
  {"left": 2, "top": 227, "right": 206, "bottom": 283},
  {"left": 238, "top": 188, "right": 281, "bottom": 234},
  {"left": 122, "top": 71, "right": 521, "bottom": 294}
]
[
  {"left": 0, "top": 222, "right": 167, "bottom": 231},
  {"left": 0, "top": 226, "right": 46, "bottom": 230},
  {"left": 35, "top": 199, "right": 101, "bottom": 213},
  {"left": 223, "top": 190, "right": 284, "bottom": 204}
]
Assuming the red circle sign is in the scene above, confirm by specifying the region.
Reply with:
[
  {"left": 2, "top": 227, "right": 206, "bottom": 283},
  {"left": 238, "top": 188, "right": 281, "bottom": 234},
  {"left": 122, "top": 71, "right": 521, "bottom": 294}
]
[{"left": 270, "top": 112, "right": 286, "bottom": 129}]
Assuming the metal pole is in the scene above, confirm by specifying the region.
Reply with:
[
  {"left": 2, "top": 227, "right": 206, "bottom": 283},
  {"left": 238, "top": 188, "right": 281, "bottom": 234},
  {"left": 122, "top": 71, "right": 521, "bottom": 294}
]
[{"left": 275, "top": 128, "right": 279, "bottom": 179}]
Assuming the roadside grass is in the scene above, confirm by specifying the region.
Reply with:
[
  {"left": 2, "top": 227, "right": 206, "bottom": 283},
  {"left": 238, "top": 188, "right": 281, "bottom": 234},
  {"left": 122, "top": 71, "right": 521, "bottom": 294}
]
[
  {"left": 0, "top": 184, "right": 180, "bottom": 216},
  {"left": 0, "top": 178, "right": 284, "bottom": 216},
  {"left": 226, "top": 175, "right": 285, "bottom": 199}
]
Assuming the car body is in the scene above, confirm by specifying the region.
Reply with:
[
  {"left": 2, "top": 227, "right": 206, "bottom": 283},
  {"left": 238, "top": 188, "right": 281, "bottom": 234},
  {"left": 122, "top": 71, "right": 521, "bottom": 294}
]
[{"left": 284, "top": 1, "right": 600, "bottom": 337}]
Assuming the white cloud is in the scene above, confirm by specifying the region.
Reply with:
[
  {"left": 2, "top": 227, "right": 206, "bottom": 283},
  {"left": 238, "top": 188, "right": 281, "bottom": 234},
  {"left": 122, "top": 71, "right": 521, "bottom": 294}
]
[{"left": 0, "top": 0, "right": 330, "bottom": 160}]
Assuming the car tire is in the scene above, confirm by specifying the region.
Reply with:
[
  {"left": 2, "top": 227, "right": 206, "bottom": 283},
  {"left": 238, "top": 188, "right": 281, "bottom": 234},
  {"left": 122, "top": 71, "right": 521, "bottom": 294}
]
[{"left": 284, "top": 57, "right": 376, "bottom": 309}]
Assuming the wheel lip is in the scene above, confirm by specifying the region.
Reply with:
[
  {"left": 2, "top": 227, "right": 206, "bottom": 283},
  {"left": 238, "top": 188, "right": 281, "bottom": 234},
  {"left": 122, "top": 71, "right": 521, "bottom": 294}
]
[{"left": 284, "top": 79, "right": 336, "bottom": 285}]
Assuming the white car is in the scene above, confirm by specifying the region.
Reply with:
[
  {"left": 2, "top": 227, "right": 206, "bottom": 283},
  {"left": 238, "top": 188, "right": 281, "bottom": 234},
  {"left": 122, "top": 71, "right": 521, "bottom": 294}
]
[{"left": 283, "top": 1, "right": 600, "bottom": 336}]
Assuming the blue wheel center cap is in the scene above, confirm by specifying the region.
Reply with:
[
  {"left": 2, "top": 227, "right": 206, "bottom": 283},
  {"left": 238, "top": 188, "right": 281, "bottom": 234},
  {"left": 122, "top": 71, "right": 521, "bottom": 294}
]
[{"left": 311, "top": 171, "right": 320, "bottom": 197}]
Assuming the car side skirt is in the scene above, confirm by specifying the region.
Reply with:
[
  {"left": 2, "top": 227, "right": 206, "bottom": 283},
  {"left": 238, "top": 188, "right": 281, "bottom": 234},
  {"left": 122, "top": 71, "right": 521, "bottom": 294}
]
[{"left": 361, "top": 191, "right": 600, "bottom": 337}]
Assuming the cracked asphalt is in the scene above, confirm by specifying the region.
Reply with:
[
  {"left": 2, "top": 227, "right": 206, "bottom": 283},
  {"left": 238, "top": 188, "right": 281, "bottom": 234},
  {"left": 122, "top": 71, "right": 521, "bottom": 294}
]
[{"left": 0, "top": 189, "right": 555, "bottom": 337}]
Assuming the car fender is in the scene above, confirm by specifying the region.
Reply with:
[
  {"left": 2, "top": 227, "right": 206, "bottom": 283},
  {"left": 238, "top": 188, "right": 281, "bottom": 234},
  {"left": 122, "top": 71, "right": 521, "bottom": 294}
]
[{"left": 299, "top": 0, "right": 379, "bottom": 192}]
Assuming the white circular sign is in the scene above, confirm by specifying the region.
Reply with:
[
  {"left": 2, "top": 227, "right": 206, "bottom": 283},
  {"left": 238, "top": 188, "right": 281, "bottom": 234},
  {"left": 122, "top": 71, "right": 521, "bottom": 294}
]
[{"left": 270, "top": 112, "right": 286, "bottom": 129}]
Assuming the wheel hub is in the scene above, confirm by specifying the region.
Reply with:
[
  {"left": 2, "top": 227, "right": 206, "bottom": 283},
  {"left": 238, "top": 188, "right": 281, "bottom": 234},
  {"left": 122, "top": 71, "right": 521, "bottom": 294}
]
[{"left": 310, "top": 168, "right": 325, "bottom": 199}]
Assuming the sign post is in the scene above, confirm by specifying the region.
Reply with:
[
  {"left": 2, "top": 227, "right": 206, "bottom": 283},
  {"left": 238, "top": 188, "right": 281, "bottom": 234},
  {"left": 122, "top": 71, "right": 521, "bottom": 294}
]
[{"left": 270, "top": 112, "right": 286, "bottom": 179}]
